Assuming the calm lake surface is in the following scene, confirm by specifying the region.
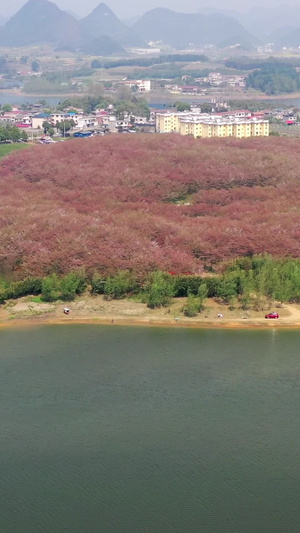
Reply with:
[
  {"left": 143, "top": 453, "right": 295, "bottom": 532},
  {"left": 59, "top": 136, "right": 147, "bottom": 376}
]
[
  {"left": 1, "top": 325, "right": 300, "bottom": 532},
  {"left": 2, "top": 91, "right": 300, "bottom": 108}
]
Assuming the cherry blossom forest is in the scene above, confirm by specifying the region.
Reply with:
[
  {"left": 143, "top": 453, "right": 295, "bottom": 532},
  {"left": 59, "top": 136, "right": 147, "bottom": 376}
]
[{"left": 1, "top": 134, "right": 300, "bottom": 278}]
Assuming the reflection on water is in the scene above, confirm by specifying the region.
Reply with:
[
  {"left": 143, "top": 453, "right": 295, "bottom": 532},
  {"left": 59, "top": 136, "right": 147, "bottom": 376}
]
[{"left": 1, "top": 325, "right": 300, "bottom": 533}]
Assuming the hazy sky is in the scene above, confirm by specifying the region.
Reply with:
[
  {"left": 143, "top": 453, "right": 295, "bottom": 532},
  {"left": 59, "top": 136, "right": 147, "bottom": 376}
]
[{"left": 2, "top": 0, "right": 300, "bottom": 19}]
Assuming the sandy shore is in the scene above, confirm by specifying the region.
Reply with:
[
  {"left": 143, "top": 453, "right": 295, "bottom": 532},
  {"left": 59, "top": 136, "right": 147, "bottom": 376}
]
[{"left": 1, "top": 295, "right": 300, "bottom": 330}]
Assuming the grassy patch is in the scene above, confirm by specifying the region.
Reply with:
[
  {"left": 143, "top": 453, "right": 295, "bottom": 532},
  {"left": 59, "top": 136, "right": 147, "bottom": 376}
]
[
  {"left": 30, "top": 296, "right": 43, "bottom": 303},
  {"left": 0, "top": 143, "right": 30, "bottom": 158}
]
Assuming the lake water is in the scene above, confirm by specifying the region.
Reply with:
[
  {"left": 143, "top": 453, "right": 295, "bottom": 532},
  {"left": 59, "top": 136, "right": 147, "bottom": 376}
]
[
  {"left": 1, "top": 325, "right": 300, "bottom": 532},
  {"left": 0, "top": 93, "right": 63, "bottom": 106},
  {"left": 2, "top": 91, "right": 300, "bottom": 108}
]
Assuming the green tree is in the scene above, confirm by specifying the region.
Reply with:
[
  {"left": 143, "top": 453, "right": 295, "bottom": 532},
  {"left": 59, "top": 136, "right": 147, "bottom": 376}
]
[
  {"left": 56, "top": 119, "right": 75, "bottom": 135},
  {"left": 9, "top": 126, "right": 21, "bottom": 142},
  {"left": 269, "top": 267, "right": 293, "bottom": 305},
  {"left": 31, "top": 60, "right": 40, "bottom": 72},
  {"left": 0, "top": 127, "right": 9, "bottom": 142},
  {"left": 198, "top": 282, "right": 208, "bottom": 309},
  {"left": 238, "top": 271, "right": 253, "bottom": 310},
  {"left": 20, "top": 130, "right": 28, "bottom": 141},
  {"left": 0, "top": 124, "right": 22, "bottom": 142},
  {"left": 201, "top": 103, "right": 213, "bottom": 113},
  {"left": 60, "top": 272, "right": 86, "bottom": 301},
  {"left": 217, "top": 275, "right": 237, "bottom": 304},
  {"left": 1, "top": 103, "right": 12, "bottom": 113},
  {"left": 42, "top": 121, "right": 52, "bottom": 134},
  {"left": 144, "top": 271, "right": 175, "bottom": 309},
  {"left": 91, "top": 272, "right": 106, "bottom": 294},
  {"left": 174, "top": 101, "right": 191, "bottom": 112},
  {"left": 182, "top": 294, "right": 199, "bottom": 317},
  {"left": 41, "top": 274, "right": 61, "bottom": 302},
  {"left": 104, "top": 271, "right": 137, "bottom": 300}
]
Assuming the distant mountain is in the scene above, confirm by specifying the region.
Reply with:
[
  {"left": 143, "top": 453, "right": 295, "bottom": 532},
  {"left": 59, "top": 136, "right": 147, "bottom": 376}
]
[
  {"left": 132, "top": 8, "right": 255, "bottom": 49},
  {"left": 199, "top": 5, "right": 300, "bottom": 43},
  {"left": 243, "top": 5, "right": 300, "bottom": 40},
  {"left": 268, "top": 26, "right": 300, "bottom": 49},
  {"left": 82, "top": 35, "right": 126, "bottom": 56},
  {"left": 0, "top": 15, "right": 8, "bottom": 26},
  {"left": 0, "top": 0, "right": 127, "bottom": 56},
  {"left": 0, "top": 0, "right": 81, "bottom": 47},
  {"left": 217, "top": 35, "right": 255, "bottom": 51},
  {"left": 81, "top": 3, "right": 146, "bottom": 48},
  {"left": 122, "top": 16, "right": 140, "bottom": 27},
  {"left": 65, "top": 10, "right": 81, "bottom": 20}
]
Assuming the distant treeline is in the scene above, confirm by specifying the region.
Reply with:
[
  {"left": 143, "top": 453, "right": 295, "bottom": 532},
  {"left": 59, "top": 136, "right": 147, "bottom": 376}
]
[
  {"left": 90, "top": 255, "right": 300, "bottom": 309},
  {"left": 23, "top": 68, "right": 94, "bottom": 94},
  {"left": 2, "top": 256, "right": 300, "bottom": 312},
  {"left": 127, "top": 66, "right": 209, "bottom": 80},
  {"left": 246, "top": 63, "right": 300, "bottom": 94},
  {"left": 57, "top": 93, "right": 150, "bottom": 117},
  {"left": 225, "top": 56, "right": 300, "bottom": 71},
  {"left": 228, "top": 99, "right": 290, "bottom": 111},
  {"left": 91, "top": 54, "right": 209, "bottom": 70}
]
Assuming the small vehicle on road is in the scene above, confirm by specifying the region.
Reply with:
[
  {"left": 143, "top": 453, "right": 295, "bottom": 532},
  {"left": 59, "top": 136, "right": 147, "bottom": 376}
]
[{"left": 265, "top": 312, "right": 279, "bottom": 319}]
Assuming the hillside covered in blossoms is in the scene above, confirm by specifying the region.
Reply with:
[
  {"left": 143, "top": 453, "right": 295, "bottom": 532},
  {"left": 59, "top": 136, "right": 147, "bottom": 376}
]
[{"left": 1, "top": 134, "right": 300, "bottom": 278}]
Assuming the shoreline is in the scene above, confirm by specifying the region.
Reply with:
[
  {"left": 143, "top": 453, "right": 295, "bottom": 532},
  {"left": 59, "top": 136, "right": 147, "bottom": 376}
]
[
  {"left": 1, "top": 314, "right": 300, "bottom": 331},
  {"left": 1, "top": 295, "right": 300, "bottom": 331}
]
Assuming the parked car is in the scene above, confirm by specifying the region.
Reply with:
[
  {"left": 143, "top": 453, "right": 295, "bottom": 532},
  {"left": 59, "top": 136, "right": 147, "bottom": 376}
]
[{"left": 265, "top": 312, "right": 279, "bottom": 319}]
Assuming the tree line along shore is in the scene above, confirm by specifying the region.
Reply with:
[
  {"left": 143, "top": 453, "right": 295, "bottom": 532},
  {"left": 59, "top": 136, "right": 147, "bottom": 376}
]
[{"left": 1, "top": 255, "right": 300, "bottom": 320}]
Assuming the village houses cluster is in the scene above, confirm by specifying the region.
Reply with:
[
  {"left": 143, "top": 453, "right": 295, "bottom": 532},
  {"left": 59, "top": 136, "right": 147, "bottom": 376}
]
[
  {"left": 165, "top": 72, "right": 246, "bottom": 96},
  {"left": 2, "top": 96, "right": 300, "bottom": 141},
  {"left": 0, "top": 103, "right": 156, "bottom": 138}
]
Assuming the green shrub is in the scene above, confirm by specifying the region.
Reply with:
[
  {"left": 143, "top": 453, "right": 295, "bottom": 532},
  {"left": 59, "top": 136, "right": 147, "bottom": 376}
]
[
  {"left": 0, "top": 290, "right": 6, "bottom": 304},
  {"left": 216, "top": 275, "right": 238, "bottom": 304},
  {"left": 60, "top": 271, "right": 86, "bottom": 301},
  {"left": 104, "top": 271, "right": 137, "bottom": 300},
  {"left": 5, "top": 277, "right": 42, "bottom": 300},
  {"left": 182, "top": 294, "right": 200, "bottom": 317},
  {"left": 198, "top": 282, "right": 208, "bottom": 309},
  {"left": 30, "top": 296, "right": 42, "bottom": 303},
  {"left": 174, "top": 275, "right": 220, "bottom": 298},
  {"left": 144, "top": 271, "right": 175, "bottom": 309},
  {"left": 41, "top": 274, "right": 61, "bottom": 302},
  {"left": 91, "top": 272, "right": 106, "bottom": 294},
  {"left": 205, "top": 277, "right": 221, "bottom": 298},
  {"left": 174, "top": 275, "right": 204, "bottom": 297}
]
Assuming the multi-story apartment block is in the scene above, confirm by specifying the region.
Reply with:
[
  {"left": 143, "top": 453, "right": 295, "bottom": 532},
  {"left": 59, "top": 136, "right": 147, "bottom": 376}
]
[
  {"left": 119, "top": 80, "right": 151, "bottom": 92},
  {"left": 156, "top": 112, "right": 269, "bottom": 139}
]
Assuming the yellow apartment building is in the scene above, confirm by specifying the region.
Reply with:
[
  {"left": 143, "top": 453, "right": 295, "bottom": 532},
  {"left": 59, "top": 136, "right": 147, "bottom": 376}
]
[{"left": 156, "top": 112, "right": 269, "bottom": 138}]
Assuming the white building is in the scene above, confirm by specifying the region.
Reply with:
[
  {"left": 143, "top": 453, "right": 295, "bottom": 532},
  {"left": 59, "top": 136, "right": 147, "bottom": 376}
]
[{"left": 119, "top": 80, "right": 151, "bottom": 92}]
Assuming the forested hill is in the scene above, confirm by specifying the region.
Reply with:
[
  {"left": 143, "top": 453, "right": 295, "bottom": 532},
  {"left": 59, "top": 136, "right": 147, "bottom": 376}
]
[
  {"left": 247, "top": 63, "right": 300, "bottom": 94},
  {"left": 1, "top": 135, "right": 300, "bottom": 277}
]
